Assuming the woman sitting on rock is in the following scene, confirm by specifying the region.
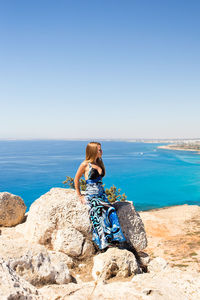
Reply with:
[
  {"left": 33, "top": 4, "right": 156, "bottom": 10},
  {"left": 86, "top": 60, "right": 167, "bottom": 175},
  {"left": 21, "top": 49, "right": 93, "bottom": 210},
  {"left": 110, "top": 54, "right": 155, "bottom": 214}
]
[{"left": 74, "top": 141, "right": 126, "bottom": 250}]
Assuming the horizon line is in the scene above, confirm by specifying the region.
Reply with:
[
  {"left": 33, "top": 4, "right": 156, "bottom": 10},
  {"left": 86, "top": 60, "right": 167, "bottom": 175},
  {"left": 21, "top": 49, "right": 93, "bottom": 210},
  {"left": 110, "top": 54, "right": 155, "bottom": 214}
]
[{"left": 0, "top": 137, "right": 200, "bottom": 142}]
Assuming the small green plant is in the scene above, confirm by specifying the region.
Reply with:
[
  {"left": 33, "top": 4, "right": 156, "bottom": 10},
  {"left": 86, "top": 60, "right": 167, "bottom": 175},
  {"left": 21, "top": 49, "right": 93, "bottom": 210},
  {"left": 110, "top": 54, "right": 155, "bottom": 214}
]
[
  {"left": 63, "top": 176, "right": 75, "bottom": 189},
  {"left": 105, "top": 185, "right": 127, "bottom": 203},
  {"left": 63, "top": 176, "right": 86, "bottom": 191},
  {"left": 63, "top": 176, "right": 127, "bottom": 203}
]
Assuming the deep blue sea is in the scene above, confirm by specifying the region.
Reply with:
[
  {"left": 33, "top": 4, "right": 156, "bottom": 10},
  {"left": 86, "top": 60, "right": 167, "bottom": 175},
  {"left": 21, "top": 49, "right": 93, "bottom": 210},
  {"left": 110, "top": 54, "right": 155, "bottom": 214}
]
[{"left": 0, "top": 140, "right": 200, "bottom": 212}]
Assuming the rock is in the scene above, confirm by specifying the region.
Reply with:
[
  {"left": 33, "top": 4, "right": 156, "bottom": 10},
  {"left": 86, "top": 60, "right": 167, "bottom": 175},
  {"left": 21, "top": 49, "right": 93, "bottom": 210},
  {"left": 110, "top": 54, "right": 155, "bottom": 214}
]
[
  {"left": 59, "top": 282, "right": 144, "bottom": 300},
  {"left": 16, "top": 188, "right": 94, "bottom": 258},
  {"left": 0, "top": 192, "right": 26, "bottom": 226},
  {"left": 113, "top": 201, "right": 147, "bottom": 251},
  {"left": 148, "top": 257, "right": 169, "bottom": 273},
  {"left": 92, "top": 248, "right": 139, "bottom": 281},
  {"left": 0, "top": 256, "right": 42, "bottom": 299},
  {"left": 78, "top": 263, "right": 86, "bottom": 269},
  {"left": 51, "top": 227, "right": 85, "bottom": 257},
  {"left": 81, "top": 239, "right": 95, "bottom": 257},
  {"left": 7, "top": 249, "right": 73, "bottom": 286},
  {"left": 131, "top": 266, "right": 200, "bottom": 300},
  {"left": 0, "top": 226, "right": 74, "bottom": 269},
  {"left": 39, "top": 270, "right": 200, "bottom": 300},
  {"left": 48, "top": 250, "right": 74, "bottom": 269},
  {"left": 142, "top": 288, "right": 162, "bottom": 296},
  {"left": 39, "top": 283, "right": 84, "bottom": 300},
  {"left": 138, "top": 251, "right": 150, "bottom": 266}
]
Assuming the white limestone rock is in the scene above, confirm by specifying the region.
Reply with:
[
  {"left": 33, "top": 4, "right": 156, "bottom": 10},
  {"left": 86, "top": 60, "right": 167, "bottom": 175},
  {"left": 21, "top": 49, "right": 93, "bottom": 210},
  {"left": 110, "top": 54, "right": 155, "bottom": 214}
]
[
  {"left": 0, "top": 226, "right": 74, "bottom": 269},
  {"left": 148, "top": 256, "right": 169, "bottom": 273},
  {"left": 48, "top": 250, "right": 74, "bottom": 269},
  {"left": 92, "top": 248, "right": 139, "bottom": 281},
  {"left": 39, "top": 283, "right": 84, "bottom": 300},
  {"left": 0, "top": 192, "right": 26, "bottom": 226},
  {"left": 39, "top": 274, "right": 200, "bottom": 300},
  {"left": 38, "top": 260, "right": 200, "bottom": 300},
  {"left": 7, "top": 249, "right": 72, "bottom": 286},
  {"left": 0, "top": 256, "right": 42, "bottom": 299},
  {"left": 16, "top": 188, "right": 94, "bottom": 258},
  {"left": 51, "top": 227, "right": 84, "bottom": 257},
  {"left": 131, "top": 266, "right": 200, "bottom": 300}
]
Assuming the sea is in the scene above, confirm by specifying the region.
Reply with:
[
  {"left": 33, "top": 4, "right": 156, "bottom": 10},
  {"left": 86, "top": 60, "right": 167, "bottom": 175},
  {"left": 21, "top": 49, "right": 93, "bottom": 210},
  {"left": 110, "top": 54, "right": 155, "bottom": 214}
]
[{"left": 0, "top": 140, "right": 200, "bottom": 212}]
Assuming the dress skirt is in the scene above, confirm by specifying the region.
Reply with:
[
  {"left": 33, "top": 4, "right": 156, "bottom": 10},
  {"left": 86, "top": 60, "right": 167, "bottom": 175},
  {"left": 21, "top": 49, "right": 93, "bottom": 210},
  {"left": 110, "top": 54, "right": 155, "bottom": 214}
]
[{"left": 85, "top": 177, "right": 126, "bottom": 249}]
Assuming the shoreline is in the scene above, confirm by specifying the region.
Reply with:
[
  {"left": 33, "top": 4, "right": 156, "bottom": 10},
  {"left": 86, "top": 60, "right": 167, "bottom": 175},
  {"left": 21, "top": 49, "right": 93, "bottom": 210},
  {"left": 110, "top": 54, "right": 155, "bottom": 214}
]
[{"left": 158, "top": 144, "right": 200, "bottom": 154}]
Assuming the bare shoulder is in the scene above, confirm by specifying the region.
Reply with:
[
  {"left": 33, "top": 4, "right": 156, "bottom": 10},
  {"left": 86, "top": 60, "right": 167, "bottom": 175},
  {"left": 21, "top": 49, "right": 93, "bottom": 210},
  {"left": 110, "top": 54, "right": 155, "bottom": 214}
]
[{"left": 80, "top": 160, "right": 88, "bottom": 168}]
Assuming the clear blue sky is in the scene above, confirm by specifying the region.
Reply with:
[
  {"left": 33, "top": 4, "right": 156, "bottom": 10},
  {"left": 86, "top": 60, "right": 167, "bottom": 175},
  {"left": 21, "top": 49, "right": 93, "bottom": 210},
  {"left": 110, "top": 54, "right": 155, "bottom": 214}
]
[{"left": 0, "top": 0, "right": 200, "bottom": 139}]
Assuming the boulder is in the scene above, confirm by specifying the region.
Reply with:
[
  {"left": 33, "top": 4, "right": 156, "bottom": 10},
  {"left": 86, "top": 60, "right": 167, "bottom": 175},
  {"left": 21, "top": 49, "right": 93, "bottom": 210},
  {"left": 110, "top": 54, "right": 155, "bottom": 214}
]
[
  {"left": 0, "top": 225, "right": 74, "bottom": 269},
  {"left": 16, "top": 188, "right": 94, "bottom": 258},
  {"left": 113, "top": 201, "right": 147, "bottom": 251},
  {"left": 52, "top": 227, "right": 94, "bottom": 257},
  {"left": 7, "top": 249, "right": 73, "bottom": 286},
  {"left": 0, "top": 256, "right": 42, "bottom": 299},
  {"left": 0, "top": 192, "right": 26, "bottom": 226},
  {"left": 48, "top": 250, "right": 74, "bottom": 269},
  {"left": 148, "top": 256, "right": 169, "bottom": 273},
  {"left": 92, "top": 248, "right": 140, "bottom": 281}
]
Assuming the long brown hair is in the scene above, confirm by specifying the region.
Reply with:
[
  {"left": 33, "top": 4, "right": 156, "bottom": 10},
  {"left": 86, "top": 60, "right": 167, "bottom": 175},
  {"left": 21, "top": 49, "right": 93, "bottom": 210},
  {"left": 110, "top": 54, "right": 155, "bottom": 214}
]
[{"left": 85, "top": 142, "right": 105, "bottom": 176}]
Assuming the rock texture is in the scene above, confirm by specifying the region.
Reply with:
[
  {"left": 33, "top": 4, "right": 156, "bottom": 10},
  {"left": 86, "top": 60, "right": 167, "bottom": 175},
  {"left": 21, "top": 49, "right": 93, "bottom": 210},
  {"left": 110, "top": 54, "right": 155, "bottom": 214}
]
[
  {"left": 113, "top": 201, "right": 147, "bottom": 251},
  {"left": 131, "top": 258, "right": 200, "bottom": 300},
  {"left": 0, "top": 192, "right": 26, "bottom": 226},
  {"left": 16, "top": 188, "right": 94, "bottom": 258},
  {"left": 39, "top": 261, "right": 200, "bottom": 300},
  {"left": 7, "top": 249, "right": 73, "bottom": 286},
  {"left": 148, "top": 256, "right": 168, "bottom": 273},
  {"left": 0, "top": 227, "right": 74, "bottom": 268},
  {"left": 0, "top": 256, "right": 42, "bottom": 299},
  {"left": 92, "top": 248, "right": 140, "bottom": 281},
  {"left": 17, "top": 188, "right": 147, "bottom": 259}
]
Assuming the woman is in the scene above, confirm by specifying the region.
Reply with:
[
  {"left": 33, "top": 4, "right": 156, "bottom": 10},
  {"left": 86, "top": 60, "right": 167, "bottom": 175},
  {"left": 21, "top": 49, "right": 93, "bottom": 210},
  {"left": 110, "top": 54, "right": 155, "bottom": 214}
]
[{"left": 74, "top": 141, "right": 126, "bottom": 250}]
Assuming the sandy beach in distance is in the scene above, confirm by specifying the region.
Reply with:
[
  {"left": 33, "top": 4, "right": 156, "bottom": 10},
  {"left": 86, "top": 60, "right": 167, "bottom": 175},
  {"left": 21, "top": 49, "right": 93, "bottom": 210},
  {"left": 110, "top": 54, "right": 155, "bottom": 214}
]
[{"left": 158, "top": 145, "right": 200, "bottom": 154}]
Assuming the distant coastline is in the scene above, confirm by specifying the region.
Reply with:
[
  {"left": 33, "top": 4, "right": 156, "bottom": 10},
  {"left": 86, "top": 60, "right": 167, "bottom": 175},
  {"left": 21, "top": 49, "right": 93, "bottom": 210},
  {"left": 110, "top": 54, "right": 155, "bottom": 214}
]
[{"left": 158, "top": 142, "right": 200, "bottom": 154}]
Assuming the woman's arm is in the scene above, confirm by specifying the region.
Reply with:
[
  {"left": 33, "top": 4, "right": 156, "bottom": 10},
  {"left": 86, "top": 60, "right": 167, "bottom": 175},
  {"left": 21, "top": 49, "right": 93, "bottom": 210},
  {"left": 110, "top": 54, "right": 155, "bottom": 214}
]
[{"left": 74, "top": 161, "right": 87, "bottom": 204}]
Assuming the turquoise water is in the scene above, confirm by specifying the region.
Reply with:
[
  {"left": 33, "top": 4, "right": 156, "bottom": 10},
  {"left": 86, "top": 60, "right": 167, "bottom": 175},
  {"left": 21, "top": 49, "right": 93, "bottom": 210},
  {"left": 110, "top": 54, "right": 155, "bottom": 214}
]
[{"left": 0, "top": 140, "right": 200, "bottom": 211}]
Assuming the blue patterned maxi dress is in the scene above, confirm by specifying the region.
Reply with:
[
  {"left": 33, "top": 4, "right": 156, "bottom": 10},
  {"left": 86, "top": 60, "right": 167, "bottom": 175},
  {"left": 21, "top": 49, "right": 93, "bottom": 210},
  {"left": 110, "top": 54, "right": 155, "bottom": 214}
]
[{"left": 85, "top": 162, "right": 126, "bottom": 249}]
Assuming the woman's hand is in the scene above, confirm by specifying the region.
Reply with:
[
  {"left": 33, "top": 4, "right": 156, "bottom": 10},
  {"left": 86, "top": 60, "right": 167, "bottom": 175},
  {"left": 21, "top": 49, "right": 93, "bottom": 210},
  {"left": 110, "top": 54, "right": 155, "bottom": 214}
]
[{"left": 79, "top": 195, "right": 86, "bottom": 204}]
